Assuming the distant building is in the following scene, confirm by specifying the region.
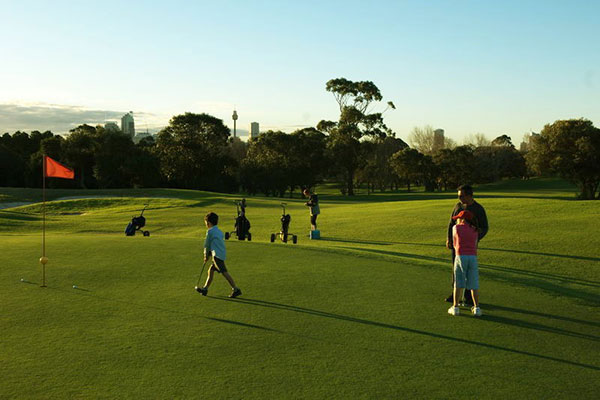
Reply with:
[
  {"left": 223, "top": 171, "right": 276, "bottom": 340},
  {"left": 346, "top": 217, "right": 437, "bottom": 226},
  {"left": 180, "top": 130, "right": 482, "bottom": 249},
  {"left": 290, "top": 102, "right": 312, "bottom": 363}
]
[
  {"left": 433, "top": 129, "right": 445, "bottom": 152},
  {"left": 519, "top": 141, "right": 528, "bottom": 152},
  {"left": 250, "top": 122, "right": 260, "bottom": 139},
  {"left": 520, "top": 132, "right": 539, "bottom": 152},
  {"left": 121, "top": 112, "right": 135, "bottom": 138},
  {"left": 133, "top": 131, "right": 152, "bottom": 144},
  {"left": 104, "top": 122, "right": 120, "bottom": 132}
]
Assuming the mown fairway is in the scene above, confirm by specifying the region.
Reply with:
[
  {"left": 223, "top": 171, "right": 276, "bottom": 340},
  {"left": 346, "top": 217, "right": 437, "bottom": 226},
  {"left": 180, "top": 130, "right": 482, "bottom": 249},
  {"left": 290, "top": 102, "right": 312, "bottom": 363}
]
[{"left": 1, "top": 179, "right": 598, "bottom": 399}]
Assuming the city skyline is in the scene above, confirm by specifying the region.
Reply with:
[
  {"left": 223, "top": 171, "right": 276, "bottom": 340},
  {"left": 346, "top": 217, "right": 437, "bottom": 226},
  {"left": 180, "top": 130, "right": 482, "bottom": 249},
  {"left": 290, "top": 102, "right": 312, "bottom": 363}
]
[{"left": 1, "top": 0, "right": 598, "bottom": 144}]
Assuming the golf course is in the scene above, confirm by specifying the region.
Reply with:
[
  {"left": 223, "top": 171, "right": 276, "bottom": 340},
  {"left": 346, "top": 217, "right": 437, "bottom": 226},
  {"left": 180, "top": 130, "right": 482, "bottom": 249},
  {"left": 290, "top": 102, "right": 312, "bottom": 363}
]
[{"left": 1, "top": 178, "right": 598, "bottom": 399}]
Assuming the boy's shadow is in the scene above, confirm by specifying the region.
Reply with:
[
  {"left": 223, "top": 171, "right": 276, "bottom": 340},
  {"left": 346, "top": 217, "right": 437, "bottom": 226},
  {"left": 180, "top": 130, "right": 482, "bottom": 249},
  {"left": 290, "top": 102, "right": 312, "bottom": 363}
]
[{"left": 46, "top": 285, "right": 278, "bottom": 333}]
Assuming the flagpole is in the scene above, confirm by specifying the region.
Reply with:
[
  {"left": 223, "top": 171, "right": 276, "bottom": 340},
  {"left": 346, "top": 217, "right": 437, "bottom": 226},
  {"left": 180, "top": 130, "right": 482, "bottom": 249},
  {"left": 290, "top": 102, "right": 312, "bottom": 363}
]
[{"left": 40, "top": 155, "right": 48, "bottom": 287}]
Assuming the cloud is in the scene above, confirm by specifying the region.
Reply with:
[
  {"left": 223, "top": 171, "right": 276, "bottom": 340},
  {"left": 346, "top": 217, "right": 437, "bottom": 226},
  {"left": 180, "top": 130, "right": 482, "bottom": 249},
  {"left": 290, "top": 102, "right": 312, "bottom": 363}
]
[
  {"left": 0, "top": 102, "right": 163, "bottom": 135},
  {"left": 0, "top": 102, "right": 315, "bottom": 138}
]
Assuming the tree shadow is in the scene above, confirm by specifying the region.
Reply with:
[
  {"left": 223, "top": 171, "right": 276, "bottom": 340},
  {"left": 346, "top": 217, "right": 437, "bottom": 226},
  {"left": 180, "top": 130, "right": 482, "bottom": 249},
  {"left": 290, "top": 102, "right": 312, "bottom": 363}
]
[
  {"left": 476, "top": 194, "right": 576, "bottom": 201},
  {"left": 479, "top": 246, "right": 600, "bottom": 263},
  {"left": 204, "top": 316, "right": 279, "bottom": 332},
  {"left": 327, "top": 238, "right": 600, "bottom": 265},
  {"left": 321, "top": 192, "right": 575, "bottom": 204},
  {"left": 35, "top": 284, "right": 599, "bottom": 370},
  {"left": 334, "top": 246, "right": 600, "bottom": 305},
  {"left": 484, "top": 303, "right": 600, "bottom": 328},
  {"left": 339, "top": 246, "right": 600, "bottom": 288},
  {"left": 480, "top": 314, "right": 599, "bottom": 341},
  {"left": 214, "top": 297, "right": 599, "bottom": 371},
  {"left": 0, "top": 209, "right": 39, "bottom": 221},
  {"left": 320, "top": 237, "right": 394, "bottom": 246}
]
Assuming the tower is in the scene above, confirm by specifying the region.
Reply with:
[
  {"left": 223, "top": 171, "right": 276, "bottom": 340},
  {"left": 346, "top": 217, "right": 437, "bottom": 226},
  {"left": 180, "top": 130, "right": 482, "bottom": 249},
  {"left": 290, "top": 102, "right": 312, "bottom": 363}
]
[{"left": 232, "top": 110, "right": 238, "bottom": 138}]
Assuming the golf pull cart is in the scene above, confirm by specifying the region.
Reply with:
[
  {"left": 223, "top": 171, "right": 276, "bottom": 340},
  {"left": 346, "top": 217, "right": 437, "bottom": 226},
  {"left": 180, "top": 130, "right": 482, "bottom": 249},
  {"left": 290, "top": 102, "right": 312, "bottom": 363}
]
[
  {"left": 270, "top": 203, "right": 298, "bottom": 244},
  {"left": 125, "top": 204, "right": 150, "bottom": 236},
  {"left": 225, "top": 199, "right": 251, "bottom": 241}
]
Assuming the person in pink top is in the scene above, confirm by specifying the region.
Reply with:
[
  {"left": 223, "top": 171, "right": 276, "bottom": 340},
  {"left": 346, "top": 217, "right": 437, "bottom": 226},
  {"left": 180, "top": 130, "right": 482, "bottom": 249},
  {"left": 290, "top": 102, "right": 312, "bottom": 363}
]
[{"left": 448, "top": 210, "right": 482, "bottom": 317}]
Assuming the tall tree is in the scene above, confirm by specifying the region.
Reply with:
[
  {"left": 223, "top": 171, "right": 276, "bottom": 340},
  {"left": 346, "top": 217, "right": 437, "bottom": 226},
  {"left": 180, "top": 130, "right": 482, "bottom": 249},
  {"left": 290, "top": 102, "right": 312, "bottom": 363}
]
[
  {"left": 463, "top": 133, "right": 491, "bottom": 147},
  {"left": 432, "top": 145, "right": 476, "bottom": 190},
  {"left": 155, "top": 113, "right": 235, "bottom": 191},
  {"left": 63, "top": 124, "right": 98, "bottom": 188},
  {"left": 92, "top": 126, "right": 138, "bottom": 188},
  {"left": 409, "top": 125, "right": 456, "bottom": 155},
  {"left": 289, "top": 127, "right": 328, "bottom": 193},
  {"left": 0, "top": 143, "right": 25, "bottom": 186},
  {"left": 408, "top": 125, "right": 436, "bottom": 155},
  {"left": 491, "top": 134, "right": 514, "bottom": 147},
  {"left": 241, "top": 130, "right": 293, "bottom": 197},
  {"left": 318, "top": 77, "right": 395, "bottom": 195},
  {"left": 389, "top": 148, "right": 424, "bottom": 192},
  {"left": 357, "top": 136, "right": 408, "bottom": 192},
  {"left": 527, "top": 118, "right": 600, "bottom": 199}
]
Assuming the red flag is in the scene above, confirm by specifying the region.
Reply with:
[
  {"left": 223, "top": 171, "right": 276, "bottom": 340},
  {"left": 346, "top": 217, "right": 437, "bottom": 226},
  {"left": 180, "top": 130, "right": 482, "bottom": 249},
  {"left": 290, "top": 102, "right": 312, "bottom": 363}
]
[{"left": 44, "top": 156, "right": 74, "bottom": 179}]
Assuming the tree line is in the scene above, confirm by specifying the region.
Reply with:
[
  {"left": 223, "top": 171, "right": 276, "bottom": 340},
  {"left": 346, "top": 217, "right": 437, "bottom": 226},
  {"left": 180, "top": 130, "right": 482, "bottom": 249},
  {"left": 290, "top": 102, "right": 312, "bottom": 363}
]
[{"left": 1, "top": 78, "right": 599, "bottom": 199}]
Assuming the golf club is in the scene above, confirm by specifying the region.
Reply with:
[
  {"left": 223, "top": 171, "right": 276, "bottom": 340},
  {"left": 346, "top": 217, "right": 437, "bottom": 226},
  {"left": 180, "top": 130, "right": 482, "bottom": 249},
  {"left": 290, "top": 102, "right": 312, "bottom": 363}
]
[{"left": 195, "top": 259, "right": 209, "bottom": 292}]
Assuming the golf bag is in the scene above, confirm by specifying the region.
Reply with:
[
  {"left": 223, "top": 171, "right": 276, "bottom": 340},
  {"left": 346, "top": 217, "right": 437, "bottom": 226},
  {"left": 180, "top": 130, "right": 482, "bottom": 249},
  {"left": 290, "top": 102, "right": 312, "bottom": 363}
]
[
  {"left": 225, "top": 199, "right": 251, "bottom": 241},
  {"left": 270, "top": 203, "right": 297, "bottom": 244},
  {"left": 125, "top": 205, "right": 150, "bottom": 237},
  {"left": 235, "top": 214, "right": 251, "bottom": 239}
]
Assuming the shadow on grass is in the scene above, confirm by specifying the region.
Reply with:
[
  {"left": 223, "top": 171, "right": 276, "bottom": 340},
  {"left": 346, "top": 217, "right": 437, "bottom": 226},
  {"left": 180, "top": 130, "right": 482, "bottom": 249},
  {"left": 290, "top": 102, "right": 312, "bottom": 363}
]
[
  {"left": 319, "top": 192, "right": 575, "bottom": 204},
  {"left": 320, "top": 237, "right": 394, "bottom": 246},
  {"left": 204, "top": 316, "right": 280, "bottom": 332},
  {"left": 480, "top": 314, "right": 599, "bottom": 341},
  {"left": 335, "top": 246, "right": 600, "bottom": 305},
  {"left": 475, "top": 194, "right": 576, "bottom": 201},
  {"left": 44, "top": 285, "right": 281, "bottom": 334},
  {"left": 479, "top": 246, "right": 600, "bottom": 263},
  {"left": 325, "top": 238, "right": 600, "bottom": 265},
  {"left": 484, "top": 303, "right": 600, "bottom": 328},
  {"left": 215, "top": 297, "right": 599, "bottom": 371},
  {"left": 339, "top": 246, "right": 600, "bottom": 288},
  {"left": 0, "top": 210, "right": 39, "bottom": 221},
  {"left": 34, "top": 284, "right": 599, "bottom": 370}
]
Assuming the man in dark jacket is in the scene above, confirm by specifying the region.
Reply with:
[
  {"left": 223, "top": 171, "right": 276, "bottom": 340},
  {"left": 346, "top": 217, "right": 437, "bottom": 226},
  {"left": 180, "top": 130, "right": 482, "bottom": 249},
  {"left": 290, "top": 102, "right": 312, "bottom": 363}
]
[
  {"left": 445, "top": 184, "right": 488, "bottom": 305},
  {"left": 303, "top": 188, "right": 320, "bottom": 231}
]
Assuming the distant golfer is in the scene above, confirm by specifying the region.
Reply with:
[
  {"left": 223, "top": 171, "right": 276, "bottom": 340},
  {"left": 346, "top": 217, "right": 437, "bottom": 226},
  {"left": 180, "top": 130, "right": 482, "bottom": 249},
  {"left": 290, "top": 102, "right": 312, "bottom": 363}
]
[
  {"left": 447, "top": 210, "right": 482, "bottom": 317},
  {"left": 303, "top": 188, "right": 320, "bottom": 231},
  {"left": 445, "top": 184, "right": 488, "bottom": 306},
  {"left": 197, "top": 212, "right": 242, "bottom": 298}
]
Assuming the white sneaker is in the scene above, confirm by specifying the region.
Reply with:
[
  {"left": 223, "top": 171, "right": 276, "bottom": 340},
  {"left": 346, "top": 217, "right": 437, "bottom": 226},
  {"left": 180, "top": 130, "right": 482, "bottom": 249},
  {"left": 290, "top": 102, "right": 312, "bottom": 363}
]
[
  {"left": 471, "top": 306, "right": 482, "bottom": 317},
  {"left": 447, "top": 306, "right": 459, "bottom": 316}
]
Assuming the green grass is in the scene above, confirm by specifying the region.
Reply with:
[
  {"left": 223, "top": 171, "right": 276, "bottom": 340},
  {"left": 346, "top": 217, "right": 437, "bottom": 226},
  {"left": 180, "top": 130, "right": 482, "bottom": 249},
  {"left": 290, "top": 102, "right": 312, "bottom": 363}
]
[{"left": 1, "top": 178, "right": 599, "bottom": 399}]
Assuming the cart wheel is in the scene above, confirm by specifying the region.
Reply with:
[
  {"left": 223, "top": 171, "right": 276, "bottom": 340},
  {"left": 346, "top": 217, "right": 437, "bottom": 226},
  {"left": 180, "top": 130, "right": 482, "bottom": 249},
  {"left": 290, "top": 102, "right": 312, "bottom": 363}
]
[
  {"left": 270, "top": 233, "right": 275, "bottom": 243},
  {"left": 225, "top": 232, "right": 230, "bottom": 240},
  {"left": 247, "top": 232, "right": 252, "bottom": 241},
  {"left": 143, "top": 231, "right": 150, "bottom": 237},
  {"left": 283, "top": 233, "right": 288, "bottom": 243},
  {"left": 292, "top": 235, "right": 297, "bottom": 244}
]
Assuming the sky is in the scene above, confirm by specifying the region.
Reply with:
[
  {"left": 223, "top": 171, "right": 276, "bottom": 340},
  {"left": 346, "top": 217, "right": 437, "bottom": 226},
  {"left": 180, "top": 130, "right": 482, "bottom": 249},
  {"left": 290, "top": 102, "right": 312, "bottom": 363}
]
[{"left": 1, "top": 0, "right": 598, "bottom": 144}]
